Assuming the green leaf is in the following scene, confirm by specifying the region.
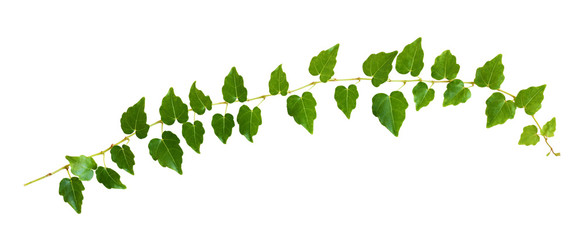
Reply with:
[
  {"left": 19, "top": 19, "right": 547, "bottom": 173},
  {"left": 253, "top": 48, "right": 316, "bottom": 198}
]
[
  {"left": 395, "top": 37, "right": 424, "bottom": 77},
  {"left": 443, "top": 80, "right": 471, "bottom": 107},
  {"left": 189, "top": 81, "right": 212, "bottom": 115},
  {"left": 110, "top": 145, "right": 135, "bottom": 175},
  {"left": 372, "top": 91, "right": 409, "bottom": 137},
  {"left": 65, "top": 155, "right": 97, "bottom": 181},
  {"left": 474, "top": 54, "right": 505, "bottom": 90},
  {"left": 412, "top": 82, "right": 435, "bottom": 111},
  {"left": 96, "top": 167, "right": 127, "bottom": 189},
  {"left": 148, "top": 131, "right": 184, "bottom": 174},
  {"left": 222, "top": 67, "right": 248, "bottom": 103},
  {"left": 515, "top": 85, "right": 546, "bottom": 115},
  {"left": 362, "top": 51, "right": 398, "bottom": 87},
  {"left": 211, "top": 113, "right": 235, "bottom": 144},
  {"left": 287, "top": 92, "right": 317, "bottom": 134},
  {"left": 58, "top": 177, "right": 84, "bottom": 214},
  {"left": 542, "top": 117, "right": 556, "bottom": 137},
  {"left": 334, "top": 84, "right": 359, "bottom": 119},
  {"left": 309, "top": 44, "right": 339, "bottom": 82},
  {"left": 519, "top": 125, "right": 540, "bottom": 146},
  {"left": 159, "top": 87, "right": 189, "bottom": 125},
  {"left": 237, "top": 105, "right": 262, "bottom": 142},
  {"left": 268, "top": 64, "right": 289, "bottom": 96},
  {"left": 120, "top": 97, "right": 150, "bottom": 139},
  {"left": 485, "top": 92, "right": 516, "bottom": 128},
  {"left": 431, "top": 50, "right": 460, "bottom": 80},
  {"left": 182, "top": 120, "right": 205, "bottom": 154}
]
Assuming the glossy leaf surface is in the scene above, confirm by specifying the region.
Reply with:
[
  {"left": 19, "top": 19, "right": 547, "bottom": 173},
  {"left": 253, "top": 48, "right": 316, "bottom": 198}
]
[
  {"left": 542, "top": 117, "right": 556, "bottom": 137},
  {"left": 474, "top": 54, "right": 505, "bottom": 90},
  {"left": 96, "top": 167, "right": 126, "bottom": 189},
  {"left": 120, "top": 97, "right": 150, "bottom": 139},
  {"left": 443, "top": 80, "right": 471, "bottom": 107},
  {"left": 211, "top": 113, "right": 235, "bottom": 144},
  {"left": 65, "top": 155, "right": 97, "bottom": 181},
  {"left": 159, "top": 87, "right": 189, "bottom": 125},
  {"left": 362, "top": 51, "right": 398, "bottom": 87},
  {"left": 287, "top": 92, "right": 317, "bottom": 134},
  {"left": 237, "top": 105, "right": 262, "bottom": 142},
  {"left": 519, "top": 125, "right": 540, "bottom": 145},
  {"left": 396, "top": 38, "right": 424, "bottom": 77},
  {"left": 182, "top": 120, "right": 205, "bottom": 153},
  {"left": 148, "top": 131, "right": 184, "bottom": 174},
  {"left": 485, "top": 92, "right": 516, "bottom": 128},
  {"left": 189, "top": 81, "right": 213, "bottom": 115},
  {"left": 268, "top": 64, "right": 289, "bottom": 96},
  {"left": 309, "top": 44, "right": 339, "bottom": 82},
  {"left": 515, "top": 85, "right": 546, "bottom": 115},
  {"left": 431, "top": 50, "right": 460, "bottom": 80},
  {"left": 110, "top": 145, "right": 135, "bottom": 175},
  {"left": 372, "top": 91, "right": 409, "bottom": 137},
  {"left": 58, "top": 177, "right": 84, "bottom": 214},
  {"left": 412, "top": 82, "right": 435, "bottom": 111},
  {"left": 222, "top": 67, "right": 248, "bottom": 103},
  {"left": 334, "top": 84, "right": 359, "bottom": 119}
]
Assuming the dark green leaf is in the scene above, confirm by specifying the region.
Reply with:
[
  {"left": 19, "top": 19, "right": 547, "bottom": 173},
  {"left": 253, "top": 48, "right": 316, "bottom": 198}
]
[
  {"left": 58, "top": 177, "right": 84, "bottom": 214},
  {"left": 515, "top": 85, "right": 546, "bottom": 115},
  {"left": 372, "top": 91, "right": 409, "bottom": 137},
  {"left": 148, "top": 131, "right": 184, "bottom": 174},
  {"left": 309, "top": 44, "right": 339, "bottom": 82},
  {"left": 189, "top": 81, "right": 212, "bottom": 115},
  {"left": 362, "top": 51, "right": 398, "bottom": 87},
  {"left": 96, "top": 167, "right": 126, "bottom": 189},
  {"left": 237, "top": 105, "right": 262, "bottom": 142},
  {"left": 268, "top": 64, "right": 289, "bottom": 96},
  {"left": 395, "top": 37, "right": 424, "bottom": 77},
  {"left": 65, "top": 155, "right": 97, "bottom": 181},
  {"left": 412, "top": 82, "right": 435, "bottom": 111},
  {"left": 182, "top": 120, "right": 205, "bottom": 153},
  {"left": 211, "top": 113, "right": 235, "bottom": 144},
  {"left": 287, "top": 92, "right": 317, "bottom": 134},
  {"left": 431, "top": 50, "right": 460, "bottom": 80},
  {"left": 222, "top": 67, "right": 248, "bottom": 103},
  {"left": 485, "top": 92, "right": 516, "bottom": 128},
  {"left": 120, "top": 97, "right": 150, "bottom": 139},
  {"left": 474, "top": 54, "right": 505, "bottom": 90},
  {"left": 542, "top": 117, "right": 556, "bottom": 137},
  {"left": 334, "top": 84, "right": 359, "bottom": 119},
  {"left": 159, "top": 87, "right": 189, "bottom": 125},
  {"left": 519, "top": 125, "right": 540, "bottom": 145},
  {"left": 110, "top": 145, "right": 135, "bottom": 175},
  {"left": 443, "top": 80, "right": 471, "bottom": 107}
]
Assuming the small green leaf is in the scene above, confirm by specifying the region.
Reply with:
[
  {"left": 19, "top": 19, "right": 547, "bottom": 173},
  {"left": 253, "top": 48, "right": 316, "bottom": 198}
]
[
  {"left": 362, "top": 51, "right": 398, "bottom": 87},
  {"left": 237, "top": 105, "right": 262, "bottom": 142},
  {"left": 211, "top": 113, "right": 235, "bottom": 144},
  {"left": 431, "top": 50, "right": 460, "bottom": 80},
  {"left": 485, "top": 92, "right": 516, "bottom": 128},
  {"left": 96, "top": 167, "right": 127, "bottom": 189},
  {"left": 268, "top": 64, "right": 289, "bottom": 96},
  {"left": 65, "top": 155, "right": 97, "bottom": 181},
  {"left": 287, "top": 92, "right": 317, "bottom": 134},
  {"left": 58, "top": 177, "right": 84, "bottom": 214},
  {"left": 372, "top": 91, "right": 409, "bottom": 137},
  {"left": 189, "top": 81, "right": 212, "bottom": 115},
  {"left": 110, "top": 145, "right": 135, "bottom": 175},
  {"left": 474, "top": 54, "right": 505, "bottom": 90},
  {"left": 182, "top": 120, "right": 205, "bottom": 154},
  {"left": 519, "top": 125, "right": 540, "bottom": 146},
  {"left": 309, "top": 44, "right": 339, "bottom": 82},
  {"left": 412, "top": 82, "right": 435, "bottom": 111},
  {"left": 515, "top": 85, "right": 546, "bottom": 115},
  {"left": 542, "top": 117, "right": 556, "bottom": 137},
  {"left": 443, "top": 80, "right": 471, "bottom": 107},
  {"left": 334, "top": 84, "right": 359, "bottom": 119},
  {"left": 159, "top": 87, "right": 189, "bottom": 125},
  {"left": 222, "top": 67, "right": 248, "bottom": 103},
  {"left": 395, "top": 37, "right": 424, "bottom": 77},
  {"left": 148, "top": 131, "right": 184, "bottom": 174},
  {"left": 120, "top": 97, "right": 150, "bottom": 139}
]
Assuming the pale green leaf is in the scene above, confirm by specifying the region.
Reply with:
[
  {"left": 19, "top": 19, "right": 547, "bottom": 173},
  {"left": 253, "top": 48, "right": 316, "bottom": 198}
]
[
  {"left": 189, "top": 81, "right": 212, "bottom": 115},
  {"left": 431, "top": 50, "right": 460, "bottom": 80},
  {"left": 65, "top": 155, "right": 97, "bottom": 181},
  {"left": 474, "top": 54, "right": 505, "bottom": 90},
  {"left": 287, "top": 92, "right": 317, "bottom": 134},
  {"left": 159, "top": 87, "right": 189, "bottom": 125},
  {"left": 515, "top": 85, "right": 546, "bottom": 115},
  {"left": 362, "top": 51, "right": 398, "bottom": 87},
  {"left": 443, "top": 80, "right": 471, "bottom": 107},
  {"left": 485, "top": 92, "right": 516, "bottom": 128},
  {"left": 237, "top": 105, "right": 262, "bottom": 142},
  {"left": 412, "top": 82, "right": 435, "bottom": 111},
  {"left": 59, "top": 177, "right": 84, "bottom": 214},
  {"left": 211, "top": 113, "right": 235, "bottom": 144},
  {"left": 519, "top": 125, "right": 540, "bottom": 145},
  {"left": 268, "top": 64, "right": 289, "bottom": 96},
  {"left": 372, "top": 91, "right": 409, "bottom": 137},
  {"left": 542, "top": 117, "right": 556, "bottom": 137},
  {"left": 120, "top": 97, "right": 150, "bottom": 139},
  {"left": 395, "top": 38, "right": 424, "bottom": 77},
  {"left": 222, "top": 67, "right": 248, "bottom": 103},
  {"left": 148, "top": 131, "right": 184, "bottom": 174},
  {"left": 182, "top": 120, "right": 205, "bottom": 154},
  {"left": 309, "top": 44, "right": 339, "bottom": 82},
  {"left": 110, "top": 145, "right": 135, "bottom": 175},
  {"left": 334, "top": 84, "right": 359, "bottom": 119},
  {"left": 96, "top": 167, "right": 126, "bottom": 189}
]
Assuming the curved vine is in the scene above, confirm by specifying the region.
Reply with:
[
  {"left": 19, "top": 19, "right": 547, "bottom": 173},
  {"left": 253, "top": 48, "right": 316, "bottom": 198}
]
[{"left": 24, "top": 37, "right": 560, "bottom": 213}]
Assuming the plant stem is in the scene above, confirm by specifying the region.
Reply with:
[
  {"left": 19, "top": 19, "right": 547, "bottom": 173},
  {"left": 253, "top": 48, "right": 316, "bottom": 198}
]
[
  {"left": 24, "top": 165, "right": 69, "bottom": 186},
  {"left": 531, "top": 115, "right": 559, "bottom": 156}
]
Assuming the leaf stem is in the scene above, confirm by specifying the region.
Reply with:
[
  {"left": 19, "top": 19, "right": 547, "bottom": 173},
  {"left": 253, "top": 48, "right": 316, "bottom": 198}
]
[
  {"left": 24, "top": 165, "right": 70, "bottom": 186},
  {"left": 497, "top": 88, "right": 516, "bottom": 99},
  {"left": 531, "top": 115, "right": 559, "bottom": 156}
]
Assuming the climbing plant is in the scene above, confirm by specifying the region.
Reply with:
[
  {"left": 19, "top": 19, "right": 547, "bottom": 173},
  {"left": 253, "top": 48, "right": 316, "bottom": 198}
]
[{"left": 24, "top": 37, "right": 560, "bottom": 213}]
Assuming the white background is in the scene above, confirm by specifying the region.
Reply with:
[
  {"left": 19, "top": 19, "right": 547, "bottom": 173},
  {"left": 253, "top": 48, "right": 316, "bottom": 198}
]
[{"left": 1, "top": 0, "right": 584, "bottom": 239}]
